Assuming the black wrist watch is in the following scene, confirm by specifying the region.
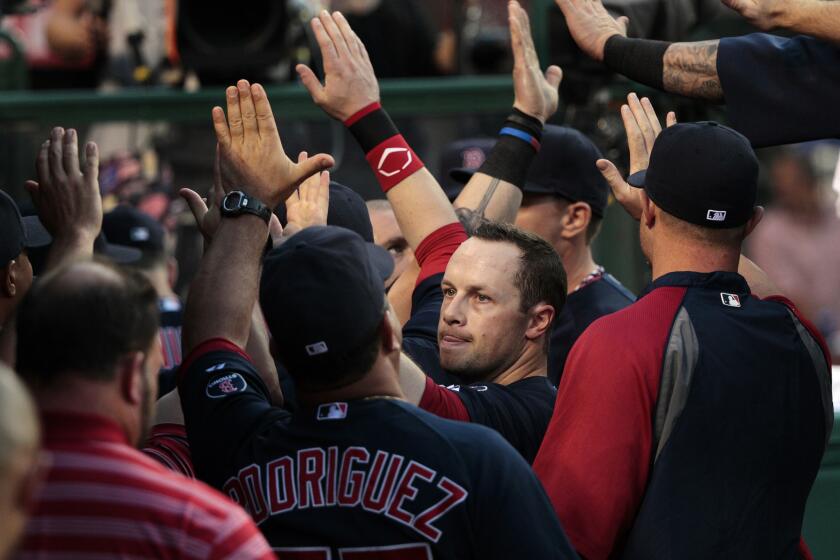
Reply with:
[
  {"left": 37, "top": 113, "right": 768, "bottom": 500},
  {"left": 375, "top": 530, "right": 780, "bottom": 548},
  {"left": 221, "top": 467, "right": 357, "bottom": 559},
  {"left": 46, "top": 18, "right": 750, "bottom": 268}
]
[{"left": 220, "top": 190, "right": 272, "bottom": 224}]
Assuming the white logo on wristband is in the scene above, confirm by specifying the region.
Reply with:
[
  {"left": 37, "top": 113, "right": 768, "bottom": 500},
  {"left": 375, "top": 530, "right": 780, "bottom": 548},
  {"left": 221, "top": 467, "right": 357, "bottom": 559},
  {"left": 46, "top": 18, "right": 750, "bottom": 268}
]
[{"left": 377, "top": 147, "right": 412, "bottom": 177}]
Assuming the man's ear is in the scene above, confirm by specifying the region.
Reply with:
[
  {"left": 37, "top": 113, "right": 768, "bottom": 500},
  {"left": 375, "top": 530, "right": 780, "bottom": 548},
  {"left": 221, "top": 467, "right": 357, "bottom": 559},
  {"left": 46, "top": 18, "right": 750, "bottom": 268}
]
[
  {"left": 640, "top": 191, "right": 657, "bottom": 229},
  {"left": 3, "top": 260, "right": 17, "bottom": 298},
  {"left": 525, "top": 303, "right": 555, "bottom": 341},
  {"left": 559, "top": 202, "right": 592, "bottom": 240},
  {"left": 743, "top": 206, "right": 764, "bottom": 239},
  {"left": 118, "top": 351, "right": 146, "bottom": 406},
  {"left": 380, "top": 309, "right": 401, "bottom": 355}
]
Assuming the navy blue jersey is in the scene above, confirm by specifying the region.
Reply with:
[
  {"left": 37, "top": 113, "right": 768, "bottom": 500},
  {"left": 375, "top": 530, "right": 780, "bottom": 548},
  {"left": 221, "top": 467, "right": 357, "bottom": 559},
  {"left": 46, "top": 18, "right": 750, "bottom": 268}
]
[
  {"left": 535, "top": 271, "right": 832, "bottom": 559},
  {"left": 179, "top": 340, "right": 577, "bottom": 559},
  {"left": 548, "top": 273, "right": 635, "bottom": 385},
  {"left": 718, "top": 33, "right": 840, "bottom": 147},
  {"left": 422, "top": 377, "right": 557, "bottom": 464}
]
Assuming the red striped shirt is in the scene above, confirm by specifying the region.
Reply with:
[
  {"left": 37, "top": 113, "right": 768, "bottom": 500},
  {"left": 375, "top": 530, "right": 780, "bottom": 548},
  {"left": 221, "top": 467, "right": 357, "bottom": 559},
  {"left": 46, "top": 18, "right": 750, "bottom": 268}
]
[
  {"left": 143, "top": 423, "right": 195, "bottom": 478},
  {"left": 18, "top": 411, "right": 275, "bottom": 560}
]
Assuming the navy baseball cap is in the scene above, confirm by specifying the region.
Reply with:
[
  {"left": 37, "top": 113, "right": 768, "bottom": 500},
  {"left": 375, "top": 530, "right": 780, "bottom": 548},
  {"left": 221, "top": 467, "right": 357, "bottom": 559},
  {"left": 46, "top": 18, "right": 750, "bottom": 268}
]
[
  {"left": 260, "top": 226, "right": 386, "bottom": 384},
  {"left": 522, "top": 125, "right": 610, "bottom": 217},
  {"left": 0, "top": 190, "right": 51, "bottom": 264},
  {"left": 102, "top": 205, "right": 165, "bottom": 255},
  {"left": 444, "top": 128, "right": 610, "bottom": 216},
  {"left": 441, "top": 137, "right": 496, "bottom": 201},
  {"left": 627, "top": 122, "right": 759, "bottom": 229},
  {"left": 276, "top": 181, "right": 393, "bottom": 282}
]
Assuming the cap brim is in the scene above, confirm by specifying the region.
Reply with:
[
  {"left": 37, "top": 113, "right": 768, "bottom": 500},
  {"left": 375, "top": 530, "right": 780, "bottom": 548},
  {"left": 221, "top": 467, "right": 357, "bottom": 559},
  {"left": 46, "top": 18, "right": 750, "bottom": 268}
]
[
  {"left": 520, "top": 180, "right": 557, "bottom": 195},
  {"left": 100, "top": 242, "right": 143, "bottom": 264},
  {"left": 366, "top": 243, "right": 395, "bottom": 284},
  {"left": 21, "top": 216, "right": 52, "bottom": 248},
  {"left": 627, "top": 170, "right": 647, "bottom": 188}
]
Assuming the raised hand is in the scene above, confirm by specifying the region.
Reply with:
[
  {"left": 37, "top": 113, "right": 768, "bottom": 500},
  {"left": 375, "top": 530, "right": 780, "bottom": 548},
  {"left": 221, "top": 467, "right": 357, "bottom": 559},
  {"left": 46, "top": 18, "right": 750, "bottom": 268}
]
[
  {"left": 212, "top": 79, "right": 333, "bottom": 208},
  {"left": 25, "top": 127, "right": 102, "bottom": 246},
  {"left": 284, "top": 151, "right": 330, "bottom": 236},
  {"left": 510, "top": 1, "right": 563, "bottom": 124},
  {"left": 720, "top": 0, "right": 786, "bottom": 30},
  {"left": 179, "top": 147, "right": 223, "bottom": 243},
  {"left": 555, "top": 0, "right": 629, "bottom": 62},
  {"left": 295, "top": 11, "right": 380, "bottom": 121},
  {"left": 596, "top": 93, "right": 676, "bottom": 219}
]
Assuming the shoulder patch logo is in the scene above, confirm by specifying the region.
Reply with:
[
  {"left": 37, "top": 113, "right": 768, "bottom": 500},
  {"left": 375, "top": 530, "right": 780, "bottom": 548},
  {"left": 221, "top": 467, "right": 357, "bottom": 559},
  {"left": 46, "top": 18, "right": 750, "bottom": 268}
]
[
  {"left": 720, "top": 292, "right": 741, "bottom": 308},
  {"left": 316, "top": 402, "right": 348, "bottom": 420},
  {"left": 707, "top": 209, "right": 727, "bottom": 222},
  {"left": 206, "top": 372, "right": 248, "bottom": 398}
]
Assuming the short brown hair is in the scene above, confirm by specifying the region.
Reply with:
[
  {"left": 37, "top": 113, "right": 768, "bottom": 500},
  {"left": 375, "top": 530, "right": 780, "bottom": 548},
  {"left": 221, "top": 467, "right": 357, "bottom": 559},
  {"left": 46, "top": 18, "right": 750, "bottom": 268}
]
[
  {"left": 16, "top": 260, "right": 159, "bottom": 385},
  {"left": 471, "top": 221, "right": 567, "bottom": 318}
]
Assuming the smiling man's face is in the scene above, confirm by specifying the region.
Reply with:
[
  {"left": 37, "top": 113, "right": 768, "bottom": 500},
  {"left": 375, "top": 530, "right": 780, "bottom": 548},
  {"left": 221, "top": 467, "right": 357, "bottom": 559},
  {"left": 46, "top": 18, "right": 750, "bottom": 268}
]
[{"left": 438, "top": 237, "right": 531, "bottom": 382}]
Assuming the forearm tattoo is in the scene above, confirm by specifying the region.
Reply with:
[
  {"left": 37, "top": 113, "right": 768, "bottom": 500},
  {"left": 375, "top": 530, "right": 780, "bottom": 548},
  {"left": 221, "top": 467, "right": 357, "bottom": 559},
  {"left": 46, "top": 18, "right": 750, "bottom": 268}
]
[
  {"left": 663, "top": 40, "right": 724, "bottom": 102},
  {"left": 455, "top": 177, "right": 501, "bottom": 235}
]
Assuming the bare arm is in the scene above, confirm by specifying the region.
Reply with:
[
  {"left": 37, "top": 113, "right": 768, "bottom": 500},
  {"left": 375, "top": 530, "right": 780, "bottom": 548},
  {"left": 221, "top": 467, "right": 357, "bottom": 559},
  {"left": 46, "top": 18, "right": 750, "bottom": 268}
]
[
  {"left": 182, "top": 80, "right": 332, "bottom": 355},
  {"left": 738, "top": 254, "right": 781, "bottom": 298},
  {"left": 297, "top": 10, "right": 457, "bottom": 250},
  {"left": 454, "top": 2, "right": 562, "bottom": 224},
  {"left": 663, "top": 41, "right": 724, "bottom": 102},
  {"left": 26, "top": 127, "right": 102, "bottom": 270},
  {"left": 399, "top": 352, "right": 428, "bottom": 406},
  {"left": 722, "top": 0, "right": 840, "bottom": 44},
  {"left": 556, "top": 0, "right": 723, "bottom": 102},
  {"left": 387, "top": 258, "right": 420, "bottom": 326},
  {"left": 153, "top": 388, "right": 185, "bottom": 425},
  {"left": 247, "top": 304, "right": 284, "bottom": 407}
]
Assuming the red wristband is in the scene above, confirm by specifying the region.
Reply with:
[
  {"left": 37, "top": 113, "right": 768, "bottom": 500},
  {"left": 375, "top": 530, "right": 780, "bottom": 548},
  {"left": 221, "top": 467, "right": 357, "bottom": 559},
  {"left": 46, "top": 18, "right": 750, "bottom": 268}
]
[
  {"left": 345, "top": 103, "right": 425, "bottom": 193},
  {"left": 365, "top": 135, "right": 425, "bottom": 193}
]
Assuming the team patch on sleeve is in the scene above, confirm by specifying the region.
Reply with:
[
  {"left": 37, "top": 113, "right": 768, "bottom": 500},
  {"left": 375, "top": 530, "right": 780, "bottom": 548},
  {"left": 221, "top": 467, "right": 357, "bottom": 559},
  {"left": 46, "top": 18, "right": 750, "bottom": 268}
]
[{"left": 206, "top": 371, "right": 249, "bottom": 398}]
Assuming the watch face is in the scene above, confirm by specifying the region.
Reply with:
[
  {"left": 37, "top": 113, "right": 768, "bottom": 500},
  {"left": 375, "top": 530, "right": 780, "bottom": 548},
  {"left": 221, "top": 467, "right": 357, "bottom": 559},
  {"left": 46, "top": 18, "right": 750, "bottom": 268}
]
[{"left": 223, "top": 191, "right": 244, "bottom": 211}]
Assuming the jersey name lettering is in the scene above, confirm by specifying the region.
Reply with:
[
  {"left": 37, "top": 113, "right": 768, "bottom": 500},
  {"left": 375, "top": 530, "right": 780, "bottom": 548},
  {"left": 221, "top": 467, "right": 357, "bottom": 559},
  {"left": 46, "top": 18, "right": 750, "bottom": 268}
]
[{"left": 222, "top": 446, "right": 468, "bottom": 542}]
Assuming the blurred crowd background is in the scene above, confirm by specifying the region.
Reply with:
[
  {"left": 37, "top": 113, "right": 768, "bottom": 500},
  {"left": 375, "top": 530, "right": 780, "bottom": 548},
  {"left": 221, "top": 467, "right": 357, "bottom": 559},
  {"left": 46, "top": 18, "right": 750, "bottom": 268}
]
[{"left": 0, "top": 0, "right": 838, "bottom": 358}]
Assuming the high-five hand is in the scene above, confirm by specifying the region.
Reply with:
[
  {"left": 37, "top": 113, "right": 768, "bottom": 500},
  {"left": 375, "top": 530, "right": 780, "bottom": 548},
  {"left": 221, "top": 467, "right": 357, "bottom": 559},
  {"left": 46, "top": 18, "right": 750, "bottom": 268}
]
[
  {"left": 555, "top": 0, "right": 629, "bottom": 62},
  {"left": 211, "top": 79, "right": 334, "bottom": 208},
  {"left": 25, "top": 127, "right": 101, "bottom": 246},
  {"left": 284, "top": 151, "right": 331, "bottom": 236},
  {"left": 510, "top": 1, "right": 563, "bottom": 124},
  {"left": 596, "top": 93, "right": 676, "bottom": 219},
  {"left": 295, "top": 11, "right": 380, "bottom": 121}
]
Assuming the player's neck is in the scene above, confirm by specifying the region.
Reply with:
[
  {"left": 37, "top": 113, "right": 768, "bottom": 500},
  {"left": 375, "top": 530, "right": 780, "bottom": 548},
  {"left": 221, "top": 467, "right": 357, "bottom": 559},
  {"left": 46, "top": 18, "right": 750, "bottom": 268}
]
[
  {"left": 490, "top": 344, "right": 547, "bottom": 386},
  {"left": 650, "top": 239, "right": 741, "bottom": 281},
  {"left": 32, "top": 377, "right": 140, "bottom": 446},
  {"left": 561, "top": 244, "right": 598, "bottom": 295},
  {"left": 298, "top": 357, "right": 405, "bottom": 405}
]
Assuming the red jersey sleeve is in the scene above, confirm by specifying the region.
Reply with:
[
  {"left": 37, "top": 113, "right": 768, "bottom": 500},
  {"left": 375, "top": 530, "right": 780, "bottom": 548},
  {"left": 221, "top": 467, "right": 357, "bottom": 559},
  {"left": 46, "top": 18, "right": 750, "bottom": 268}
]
[
  {"left": 418, "top": 376, "right": 470, "bottom": 422},
  {"left": 532, "top": 286, "right": 686, "bottom": 559},
  {"left": 413, "top": 222, "right": 468, "bottom": 286}
]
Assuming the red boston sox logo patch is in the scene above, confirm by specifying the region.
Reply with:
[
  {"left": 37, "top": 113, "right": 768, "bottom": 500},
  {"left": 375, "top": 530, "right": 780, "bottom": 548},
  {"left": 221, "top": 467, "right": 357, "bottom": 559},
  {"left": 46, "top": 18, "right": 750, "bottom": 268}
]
[{"left": 206, "top": 371, "right": 248, "bottom": 398}]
